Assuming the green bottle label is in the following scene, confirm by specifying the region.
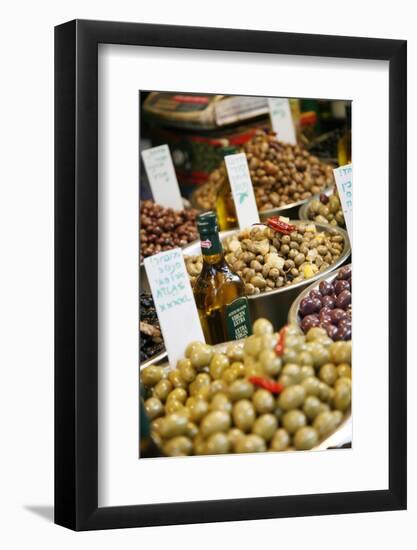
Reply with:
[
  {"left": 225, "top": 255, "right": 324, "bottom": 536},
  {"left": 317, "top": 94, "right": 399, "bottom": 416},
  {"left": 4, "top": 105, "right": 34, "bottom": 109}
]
[
  {"left": 200, "top": 231, "right": 222, "bottom": 256},
  {"left": 225, "top": 297, "right": 252, "bottom": 340}
]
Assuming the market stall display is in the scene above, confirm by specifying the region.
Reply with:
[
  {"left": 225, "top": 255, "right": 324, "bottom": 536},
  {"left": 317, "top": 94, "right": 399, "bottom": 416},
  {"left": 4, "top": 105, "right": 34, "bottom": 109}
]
[
  {"left": 140, "top": 318, "right": 351, "bottom": 456},
  {"left": 288, "top": 265, "right": 352, "bottom": 341},
  {"left": 192, "top": 130, "right": 334, "bottom": 225},
  {"left": 140, "top": 200, "right": 199, "bottom": 261}
]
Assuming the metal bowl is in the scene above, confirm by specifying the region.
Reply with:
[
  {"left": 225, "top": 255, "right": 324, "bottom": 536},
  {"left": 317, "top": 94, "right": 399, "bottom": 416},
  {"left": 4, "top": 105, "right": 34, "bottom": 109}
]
[
  {"left": 141, "top": 221, "right": 351, "bottom": 330},
  {"left": 141, "top": 339, "right": 351, "bottom": 451},
  {"left": 287, "top": 264, "right": 352, "bottom": 327}
]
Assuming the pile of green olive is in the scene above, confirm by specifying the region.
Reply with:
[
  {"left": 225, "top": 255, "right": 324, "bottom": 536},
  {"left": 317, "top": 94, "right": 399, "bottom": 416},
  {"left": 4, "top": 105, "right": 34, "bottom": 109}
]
[
  {"left": 140, "top": 319, "right": 351, "bottom": 456},
  {"left": 306, "top": 191, "right": 345, "bottom": 228}
]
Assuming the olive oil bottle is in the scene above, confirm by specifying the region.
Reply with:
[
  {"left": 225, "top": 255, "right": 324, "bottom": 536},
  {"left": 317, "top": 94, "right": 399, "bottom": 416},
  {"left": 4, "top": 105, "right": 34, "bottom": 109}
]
[
  {"left": 193, "top": 212, "right": 252, "bottom": 344},
  {"left": 215, "top": 147, "right": 238, "bottom": 231}
]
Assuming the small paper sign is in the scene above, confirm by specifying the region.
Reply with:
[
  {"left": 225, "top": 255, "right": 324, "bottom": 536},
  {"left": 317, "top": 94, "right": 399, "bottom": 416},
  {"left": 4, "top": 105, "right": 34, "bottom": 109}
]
[
  {"left": 141, "top": 144, "right": 183, "bottom": 211},
  {"left": 268, "top": 98, "right": 297, "bottom": 145},
  {"left": 333, "top": 164, "right": 353, "bottom": 240},
  {"left": 224, "top": 153, "right": 260, "bottom": 229},
  {"left": 144, "top": 248, "right": 205, "bottom": 367}
]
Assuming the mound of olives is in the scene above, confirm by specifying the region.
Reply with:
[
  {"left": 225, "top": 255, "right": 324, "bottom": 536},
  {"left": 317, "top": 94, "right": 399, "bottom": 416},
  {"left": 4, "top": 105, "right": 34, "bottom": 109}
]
[
  {"left": 306, "top": 190, "right": 345, "bottom": 228},
  {"left": 298, "top": 265, "right": 352, "bottom": 341},
  {"left": 140, "top": 318, "right": 351, "bottom": 457},
  {"left": 185, "top": 222, "right": 345, "bottom": 295}
]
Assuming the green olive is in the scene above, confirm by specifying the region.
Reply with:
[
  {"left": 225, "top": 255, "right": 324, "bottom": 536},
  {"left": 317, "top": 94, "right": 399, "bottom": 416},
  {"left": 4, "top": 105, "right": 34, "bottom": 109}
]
[
  {"left": 227, "top": 428, "right": 245, "bottom": 449},
  {"left": 234, "top": 434, "right": 266, "bottom": 453},
  {"left": 210, "top": 393, "right": 232, "bottom": 413},
  {"left": 278, "top": 374, "right": 296, "bottom": 388},
  {"left": 190, "top": 344, "right": 214, "bottom": 369},
  {"left": 144, "top": 397, "right": 164, "bottom": 420},
  {"left": 159, "top": 413, "right": 189, "bottom": 439},
  {"left": 294, "top": 426, "right": 319, "bottom": 450},
  {"left": 232, "top": 399, "right": 256, "bottom": 432},
  {"left": 186, "top": 397, "right": 209, "bottom": 423},
  {"left": 299, "top": 365, "right": 315, "bottom": 380},
  {"left": 165, "top": 400, "right": 188, "bottom": 416},
  {"left": 141, "top": 365, "right": 165, "bottom": 387},
  {"left": 318, "top": 382, "right": 333, "bottom": 402},
  {"left": 282, "top": 348, "right": 298, "bottom": 364},
  {"left": 337, "top": 363, "right": 352, "bottom": 379},
  {"left": 306, "top": 327, "right": 328, "bottom": 342},
  {"left": 185, "top": 422, "right": 199, "bottom": 439},
  {"left": 297, "top": 351, "right": 314, "bottom": 367},
  {"left": 193, "top": 434, "right": 207, "bottom": 455},
  {"left": 177, "top": 359, "right": 197, "bottom": 383},
  {"left": 319, "top": 363, "right": 338, "bottom": 386},
  {"left": 329, "top": 341, "right": 352, "bottom": 364},
  {"left": 209, "top": 380, "right": 228, "bottom": 397},
  {"left": 333, "top": 383, "right": 351, "bottom": 411},
  {"left": 261, "top": 333, "right": 278, "bottom": 350},
  {"left": 302, "top": 395, "right": 322, "bottom": 420},
  {"left": 163, "top": 436, "right": 193, "bottom": 456},
  {"left": 244, "top": 335, "right": 262, "bottom": 357},
  {"left": 308, "top": 343, "right": 331, "bottom": 367},
  {"left": 282, "top": 409, "right": 306, "bottom": 434},
  {"left": 153, "top": 379, "right": 173, "bottom": 402},
  {"left": 189, "top": 373, "right": 211, "bottom": 397},
  {"left": 166, "top": 387, "right": 187, "bottom": 404},
  {"left": 252, "top": 389, "right": 275, "bottom": 414},
  {"left": 205, "top": 432, "right": 231, "bottom": 455},
  {"left": 228, "top": 379, "right": 254, "bottom": 401},
  {"left": 301, "top": 376, "right": 321, "bottom": 396},
  {"left": 222, "top": 366, "right": 240, "bottom": 384},
  {"left": 226, "top": 343, "right": 244, "bottom": 362},
  {"left": 252, "top": 414, "right": 277, "bottom": 441},
  {"left": 200, "top": 410, "right": 231, "bottom": 438},
  {"left": 278, "top": 385, "right": 306, "bottom": 411},
  {"left": 168, "top": 369, "right": 187, "bottom": 389},
  {"left": 253, "top": 318, "right": 274, "bottom": 337},
  {"left": 313, "top": 411, "right": 338, "bottom": 438},
  {"left": 270, "top": 428, "right": 290, "bottom": 451},
  {"left": 185, "top": 341, "right": 204, "bottom": 358},
  {"left": 209, "top": 353, "right": 230, "bottom": 379},
  {"left": 259, "top": 349, "right": 282, "bottom": 376},
  {"left": 282, "top": 363, "right": 302, "bottom": 383}
]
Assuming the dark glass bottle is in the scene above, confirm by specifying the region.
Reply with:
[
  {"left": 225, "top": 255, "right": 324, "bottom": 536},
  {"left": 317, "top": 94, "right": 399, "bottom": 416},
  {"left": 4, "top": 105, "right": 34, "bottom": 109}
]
[{"left": 193, "top": 212, "right": 252, "bottom": 344}]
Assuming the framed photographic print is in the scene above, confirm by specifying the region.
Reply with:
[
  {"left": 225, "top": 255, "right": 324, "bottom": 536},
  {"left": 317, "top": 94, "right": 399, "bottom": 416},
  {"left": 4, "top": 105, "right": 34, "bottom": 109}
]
[{"left": 55, "top": 19, "right": 407, "bottom": 530}]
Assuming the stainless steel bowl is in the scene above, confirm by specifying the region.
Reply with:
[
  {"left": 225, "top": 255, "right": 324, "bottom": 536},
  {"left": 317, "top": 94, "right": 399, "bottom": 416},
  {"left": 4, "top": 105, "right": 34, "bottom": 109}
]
[
  {"left": 141, "top": 339, "right": 351, "bottom": 451},
  {"left": 141, "top": 221, "right": 351, "bottom": 330},
  {"left": 287, "top": 264, "right": 352, "bottom": 327}
]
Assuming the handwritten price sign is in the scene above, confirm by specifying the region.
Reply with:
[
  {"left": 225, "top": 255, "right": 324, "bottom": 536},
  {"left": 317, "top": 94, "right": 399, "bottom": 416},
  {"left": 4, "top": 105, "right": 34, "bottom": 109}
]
[
  {"left": 224, "top": 153, "right": 260, "bottom": 229},
  {"left": 333, "top": 164, "right": 353, "bottom": 241},
  {"left": 268, "top": 98, "right": 297, "bottom": 145},
  {"left": 144, "top": 249, "right": 204, "bottom": 366}
]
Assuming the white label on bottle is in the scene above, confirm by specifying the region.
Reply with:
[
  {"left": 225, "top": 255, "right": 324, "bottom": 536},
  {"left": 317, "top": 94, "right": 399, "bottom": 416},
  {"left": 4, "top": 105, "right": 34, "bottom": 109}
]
[
  {"left": 268, "top": 98, "right": 297, "bottom": 145},
  {"left": 144, "top": 248, "right": 205, "bottom": 367},
  {"left": 333, "top": 164, "right": 353, "bottom": 241},
  {"left": 141, "top": 144, "right": 183, "bottom": 211},
  {"left": 224, "top": 152, "right": 260, "bottom": 229}
]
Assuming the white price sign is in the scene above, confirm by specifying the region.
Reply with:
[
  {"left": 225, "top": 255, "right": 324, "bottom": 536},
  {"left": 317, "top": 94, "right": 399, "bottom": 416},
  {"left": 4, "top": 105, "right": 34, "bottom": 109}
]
[
  {"left": 268, "top": 98, "right": 297, "bottom": 145},
  {"left": 141, "top": 144, "right": 183, "bottom": 211},
  {"left": 333, "top": 164, "right": 353, "bottom": 241},
  {"left": 224, "top": 153, "right": 260, "bottom": 229},
  {"left": 144, "top": 249, "right": 204, "bottom": 367}
]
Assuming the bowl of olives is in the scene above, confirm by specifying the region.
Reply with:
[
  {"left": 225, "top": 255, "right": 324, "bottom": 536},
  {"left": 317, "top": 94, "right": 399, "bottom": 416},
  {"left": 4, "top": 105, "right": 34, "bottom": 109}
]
[
  {"left": 140, "top": 318, "right": 352, "bottom": 457},
  {"left": 288, "top": 265, "right": 352, "bottom": 341}
]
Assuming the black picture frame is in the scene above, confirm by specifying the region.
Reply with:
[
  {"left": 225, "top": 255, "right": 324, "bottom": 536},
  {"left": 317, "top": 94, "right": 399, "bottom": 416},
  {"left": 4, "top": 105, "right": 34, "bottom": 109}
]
[{"left": 55, "top": 19, "right": 407, "bottom": 531}]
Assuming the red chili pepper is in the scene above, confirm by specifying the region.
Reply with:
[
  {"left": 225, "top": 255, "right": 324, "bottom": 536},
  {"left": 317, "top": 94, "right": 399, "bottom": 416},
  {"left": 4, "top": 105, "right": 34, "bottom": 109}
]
[
  {"left": 248, "top": 376, "right": 284, "bottom": 395},
  {"left": 264, "top": 217, "right": 297, "bottom": 235},
  {"left": 275, "top": 326, "right": 287, "bottom": 356}
]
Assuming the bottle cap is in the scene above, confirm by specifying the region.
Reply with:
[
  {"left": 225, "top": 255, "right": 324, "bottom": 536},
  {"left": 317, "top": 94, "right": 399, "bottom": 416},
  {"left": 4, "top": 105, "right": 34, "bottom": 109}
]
[{"left": 197, "top": 211, "right": 219, "bottom": 235}]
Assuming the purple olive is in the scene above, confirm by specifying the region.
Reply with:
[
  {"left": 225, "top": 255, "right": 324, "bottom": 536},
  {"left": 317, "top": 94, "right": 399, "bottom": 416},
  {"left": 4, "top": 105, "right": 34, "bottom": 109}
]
[
  {"left": 299, "top": 297, "right": 316, "bottom": 316},
  {"left": 301, "top": 314, "right": 320, "bottom": 333},
  {"left": 321, "top": 295, "right": 335, "bottom": 309},
  {"left": 336, "top": 290, "right": 352, "bottom": 309},
  {"left": 331, "top": 308, "right": 347, "bottom": 324},
  {"left": 336, "top": 325, "right": 352, "bottom": 341},
  {"left": 334, "top": 280, "right": 350, "bottom": 295},
  {"left": 337, "top": 266, "right": 351, "bottom": 281},
  {"left": 320, "top": 193, "right": 329, "bottom": 204},
  {"left": 310, "top": 289, "right": 322, "bottom": 301},
  {"left": 318, "top": 280, "right": 333, "bottom": 296},
  {"left": 319, "top": 306, "right": 332, "bottom": 321},
  {"left": 323, "top": 323, "right": 338, "bottom": 339}
]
